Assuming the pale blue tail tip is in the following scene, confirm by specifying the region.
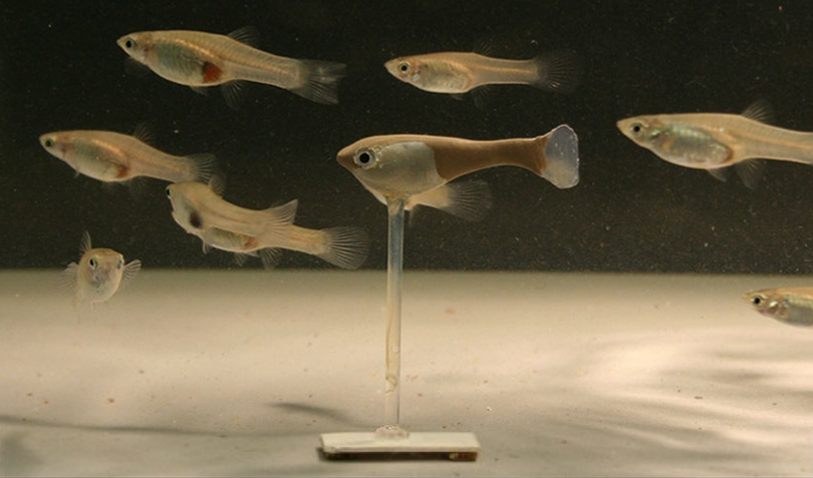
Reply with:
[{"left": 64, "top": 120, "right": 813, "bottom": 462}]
[{"left": 543, "top": 124, "right": 580, "bottom": 189}]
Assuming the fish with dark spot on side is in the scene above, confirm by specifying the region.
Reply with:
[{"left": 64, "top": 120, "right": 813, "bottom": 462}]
[{"left": 117, "top": 27, "right": 346, "bottom": 107}]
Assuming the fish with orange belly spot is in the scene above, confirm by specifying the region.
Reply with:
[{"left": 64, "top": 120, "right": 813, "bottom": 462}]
[
  {"left": 117, "top": 27, "right": 347, "bottom": 107},
  {"left": 39, "top": 125, "right": 219, "bottom": 185},
  {"left": 336, "top": 125, "right": 579, "bottom": 218},
  {"left": 63, "top": 232, "right": 141, "bottom": 311},
  {"left": 165, "top": 178, "right": 369, "bottom": 269}
]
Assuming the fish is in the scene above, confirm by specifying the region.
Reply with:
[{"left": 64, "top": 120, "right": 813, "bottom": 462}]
[
  {"left": 117, "top": 27, "right": 346, "bottom": 107},
  {"left": 39, "top": 125, "right": 218, "bottom": 185},
  {"left": 165, "top": 179, "right": 369, "bottom": 269},
  {"left": 384, "top": 50, "right": 579, "bottom": 95},
  {"left": 616, "top": 100, "right": 813, "bottom": 189},
  {"left": 744, "top": 287, "right": 813, "bottom": 327},
  {"left": 63, "top": 232, "right": 141, "bottom": 310},
  {"left": 336, "top": 125, "right": 579, "bottom": 216}
]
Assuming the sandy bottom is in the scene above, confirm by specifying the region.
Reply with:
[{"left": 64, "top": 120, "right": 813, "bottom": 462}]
[{"left": 0, "top": 270, "right": 810, "bottom": 476}]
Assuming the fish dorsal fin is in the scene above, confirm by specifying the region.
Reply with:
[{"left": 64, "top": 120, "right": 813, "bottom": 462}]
[
  {"left": 228, "top": 26, "right": 260, "bottom": 48},
  {"left": 741, "top": 99, "right": 775, "bottom": 124},
  {"left": 265, "top": 199, "right": 298, "bottom": 226},
  {"left": 735, "top": 159, "right": 766, "bottom": 189},
  {"left": 472, "top": 36, "right": 496, "bottom": 57},
  {"left": 132, "top": 122, "right": 156, "bottom": 146},
  {"left": 80, "top": 231, "right": 92, "bottom": 255},
  {"left": 208, "top": 175, "right": 226, "bottom": 196}
]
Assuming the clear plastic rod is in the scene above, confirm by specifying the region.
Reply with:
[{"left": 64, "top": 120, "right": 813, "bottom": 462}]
[{"left": 377, "top": 198, "right": 408, "bottom": 438}]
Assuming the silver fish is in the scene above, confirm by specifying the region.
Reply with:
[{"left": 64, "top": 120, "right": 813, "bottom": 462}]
[
  {"left": 63, "top": 232, "right": 141, "bottom": 310},
  {"left": 166, "top": 179, "right": 368, "bottom": 269},
  {"left": 617, "top": 101, "right": 813, "bottom": 188},
  {"left": 337, "top": 125, "right": 579, "bottom": 216},
  {"left": 117, "top": 27, "right": 346, "bottom": 106},
  {"left": 384, "top": 50, "right": 579, "bottom": 94},
  {"left": 744, "top": 287, "right": 813, "bottom": 327},
  {"left": 39, "top": 125, "right": 218, "bottom": 184}
]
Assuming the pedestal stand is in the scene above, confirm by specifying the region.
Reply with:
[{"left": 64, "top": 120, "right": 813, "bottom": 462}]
[{"left": 321, "top": 198, "right": 480, "bottom": 461}]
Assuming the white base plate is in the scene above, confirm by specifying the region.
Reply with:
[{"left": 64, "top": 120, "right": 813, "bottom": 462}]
[{"left": 320, "top": 432, "right": 480, "bottom": 461}]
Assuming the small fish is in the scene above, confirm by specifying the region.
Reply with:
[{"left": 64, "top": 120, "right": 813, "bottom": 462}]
[
  {"left": 39, "top": 125, "right": 218, "bottom": 184},
  {"left": 384, "top": 50, "right": 579, "bottom": 95},
  {"left": 165, "top": 179, "right": 369, "bottom": 269},
  {"left": 617, "top": 101, "right": 813, "bottom": 188},
  {"left": 63, "top": 232, "right": 141, "bottom": 310},
  {"left": 117, "top": 27, "right": 346, "bottom": 106},
  {"left": 744, "top": 287, "right": 813, "bottom": 327},
  {"left": 336, "top": 125, "right": 579, "bottom": 215}
]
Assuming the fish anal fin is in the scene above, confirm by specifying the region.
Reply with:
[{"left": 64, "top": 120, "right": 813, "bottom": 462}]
[
  {"left": 734, "top": 159, "right": 766, "bottom": 189},
  {"left": 221, "top": 80, "right": 249, "bottom": 110},
  {"left": 409, "top": 181, "right": 493, "bottom": 222},
  {"left": 707, "top": 167, "right": 730, "bottom": 182},
  {"left": 258, "top": 248, "right": 282, "bottom": 269},
  {"left": 227, "top": 26, "right": 261, "bottom": 48},
  {"left": 132, "top": 122, "right": 156, "bottom": 146},
  {"left": 190, "top": 86, "right": 210, "bottom": 97},
  {"left": 741, "top": 99, "right": 775, "bottom": 124}
]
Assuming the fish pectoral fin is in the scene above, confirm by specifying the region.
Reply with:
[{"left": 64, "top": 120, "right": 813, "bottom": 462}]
[
  {"left": 61, "top": 262, "right": 79, "bottom": 293},
  {"left": 120, "top": 260, "right": 142, "bottom": 290},
  {"left": 221, "top": 80, "right": 249, "bottom": 110},
  {"left": 201, "top": 241, "right": 212, "bottom": 254},
  {"left": 734, "top": 159, "right": 766, "bottom": 190},
  {"left": 123, "top": 57, "right": 151, "bottom": 78},
  {"left": 707, "top": 167, "right": 730, "bottom": 182},
  {"left": 741, "top": 99, "right": 775, "bottom": 124},
  {"left": 228, "top": 26, "right": 261, "bottom": 48}
]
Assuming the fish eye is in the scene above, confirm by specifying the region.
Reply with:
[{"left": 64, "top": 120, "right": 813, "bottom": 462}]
[
  {"left": 752, "top": 296, "right": 762, "bottom": 305},
  {"left": 165, "top": 187, "right": 172, "bottom": 198},
  {"left": 89, "top": 258, "right": 98, "bottom": 270},
  {"left": 44, "top": 138, "right": 54, "bottom": 148},
  {"left": 631, "top": 123, "right": 643, "bottom": 135},
  {"left": 125, "top": 38, "right": 134, "bottom": 49},
  {"left": 117, "top": 258, "right": 124, "bottom": 269},
  {"left": 354, "top": 149, "right": 377, "bottom": 169},
  {"left": 398, "top": 62, "right": 409, "bottom": 73}
]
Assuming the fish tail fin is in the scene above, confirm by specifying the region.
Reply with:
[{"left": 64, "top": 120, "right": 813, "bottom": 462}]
[
  {"left": 530, "top": 50, "right": 581, "bottom": 94},
  {"left": 185, "top": 153, "right": 222, "bottom": 184},
  {"left": 316, "top": 226, "right": 370, "bottom": 269},
  {"left": 535, "top": 124, "right": 580, "bottom": 189},
  {"left": 290, "top": 60, "right": 347, "bottom": 105},
  {"left": 407, "top": 181, "right": 493, "bottom": 222}
]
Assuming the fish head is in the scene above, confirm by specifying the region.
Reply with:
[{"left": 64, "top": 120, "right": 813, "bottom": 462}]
[
  {"left": 743, "top": 289, "right": 786, "bottom": 320},
  {"left": 384, "top": 56, "right": 424, "bottom": 85},
  {"left": 39, "top": 132, "right": 72, "bottom": 162},
  {"left": 117, "top": 32, "right": 153, "bottom": 64},
  {"left": 617, "top": 115, "right": 670, "bottom": 150},
  {"left": 165, "top": 182, "right": 207, "bottom": 234},
  {"left": 79, "top": 248, "right": 126, "bottom": 296},
  {"left": 337, "top": 136, "right": 445, "bottom": 199}
]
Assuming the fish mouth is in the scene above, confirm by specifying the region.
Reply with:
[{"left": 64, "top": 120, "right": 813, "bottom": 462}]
[{"left": 616, "top": 118, "right": 637, "bottom": 139}]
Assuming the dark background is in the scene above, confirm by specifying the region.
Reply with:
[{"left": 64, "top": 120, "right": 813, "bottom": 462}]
[{"left": 2, "top": 0, "right": 813, "bottom": 272}]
